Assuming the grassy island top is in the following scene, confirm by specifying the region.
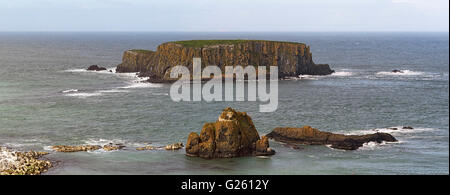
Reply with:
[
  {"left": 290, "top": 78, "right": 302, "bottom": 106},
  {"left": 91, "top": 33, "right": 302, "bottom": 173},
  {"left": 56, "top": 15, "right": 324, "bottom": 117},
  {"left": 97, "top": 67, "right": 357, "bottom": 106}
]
[
  {"left": 170, "top": 40, "right": 302, "bottom": 48},
  {"left": 128, "top": 49, "right": 155, "bottom": 54},
  {"left": 127, "top": 40, "right": 304, "bottom": 52}
]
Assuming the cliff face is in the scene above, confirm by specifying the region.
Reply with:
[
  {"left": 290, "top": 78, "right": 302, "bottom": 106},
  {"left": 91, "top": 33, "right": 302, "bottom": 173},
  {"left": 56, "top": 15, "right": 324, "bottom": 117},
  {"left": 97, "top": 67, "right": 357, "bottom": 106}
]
[{"left": 116, "top": 40, "right": 334, "bottom": 80}]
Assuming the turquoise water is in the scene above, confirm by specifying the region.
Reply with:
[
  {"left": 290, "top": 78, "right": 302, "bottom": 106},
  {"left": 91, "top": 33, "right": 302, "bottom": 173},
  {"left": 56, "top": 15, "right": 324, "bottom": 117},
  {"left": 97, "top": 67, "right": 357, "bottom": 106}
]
[{"left": 0, "top": 32, "right": 448, "bottom": 174}]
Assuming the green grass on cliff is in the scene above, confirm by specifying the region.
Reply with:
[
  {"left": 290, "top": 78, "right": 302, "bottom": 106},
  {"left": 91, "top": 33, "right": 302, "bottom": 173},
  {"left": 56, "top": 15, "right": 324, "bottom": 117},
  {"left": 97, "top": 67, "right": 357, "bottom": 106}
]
[
  {"left": 171, "top": 40, "right": 301, "bottom": 48},
  {"left": 129, "top": 49, "right": 154, "bottom": 53}
]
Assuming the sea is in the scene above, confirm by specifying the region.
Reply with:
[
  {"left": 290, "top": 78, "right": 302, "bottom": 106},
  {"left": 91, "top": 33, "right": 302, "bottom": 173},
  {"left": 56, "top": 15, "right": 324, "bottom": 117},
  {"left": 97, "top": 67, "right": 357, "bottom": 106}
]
[{"left": 0, "top": 32, "right": 448, "bottom": 174}]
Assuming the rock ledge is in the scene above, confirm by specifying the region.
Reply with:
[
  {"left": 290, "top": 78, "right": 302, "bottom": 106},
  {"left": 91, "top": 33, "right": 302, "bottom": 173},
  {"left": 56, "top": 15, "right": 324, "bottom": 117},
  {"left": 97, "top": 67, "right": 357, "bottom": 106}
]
[{"left": 266, "top": 126, "right": 397, "bottom": 150}]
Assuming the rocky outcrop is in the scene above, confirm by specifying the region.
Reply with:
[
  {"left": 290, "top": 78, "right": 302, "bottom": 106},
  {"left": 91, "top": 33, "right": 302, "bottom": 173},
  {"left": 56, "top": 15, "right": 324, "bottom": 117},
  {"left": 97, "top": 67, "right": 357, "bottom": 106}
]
[
  {"left": 0, "top": 147, "right": 52, "bottom": 175},
  {"left": 186, "top": 107, "right": 275, "bottom": 158},
  {"left": 116, "top": 40, "right": 334, "bottom": 82},
  {"left": 87, "top": 65, "right": 107, "bottom": 71},
  {"left": 266, "top": 126, "right": 397, "bottom": 150}
]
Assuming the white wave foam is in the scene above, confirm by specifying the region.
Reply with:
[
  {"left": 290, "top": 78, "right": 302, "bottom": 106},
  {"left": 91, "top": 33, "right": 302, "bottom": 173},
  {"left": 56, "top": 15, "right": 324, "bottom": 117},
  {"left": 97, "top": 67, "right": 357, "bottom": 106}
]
[
  {"left": 64, "top": 92, "right": 102, "bottom": 98},
  {"left": 64, "top": 88, "right": 130, "bottom": 98},
  {"left": 120, "top": 81, "right": 162, "bottom": 89},
  {"left": 295, "top": 69, "right": 354, "bottom": 80},
  {"left": 3, "top": 142, "right": 35, "bottom": 148},
  {"left": 326, "top": 140, "right": 402, "bottom": 151},
  {"left": 0, "top": 147, "right": 19, "bottom": 168},
  {"left": 331, "top": 71, "right": 353, "bottom": 77},
  {"left": 64, "top": 67, "right": 162, "bottom": 98},
  {"left": 297, "top": 75, "right": 319, "bottom": 80},
  {"left": 358, "top": 141, "right": 388, "bottom": 150},
  {"left": 84, "top": 138, "right": 148, "bottom": 148},
  {"left": 84, "top": 138, "right": 123, "bottom": 146},
  {"left": 98, "top": 89, "right": 128, "bottom": 93},
  {"left": 65, "top": 67, "right": 116, "bottom": 74},
  {"left": 359, "top": 140, "right": 406, "bottom": 150},
  {"left": 119, "top": 75, "right": 163, "bottom": 89},
  {"left": 376, "top": 70, "right": 424, "bottom": 76},
  {"left": 153, "top": 93, "right": 169, "bottom": 96},
  {"left": 43, "top": 146, "right": 54, "bottom": 151},
  {"left": 64, "top": 69, "right": 86, "bottom": 73},
  {"left": 351, "top": 126, "right": 436, "bottom": 135},
  {"left": 62, "top": 89, "right": 79, "bottom": 93}
]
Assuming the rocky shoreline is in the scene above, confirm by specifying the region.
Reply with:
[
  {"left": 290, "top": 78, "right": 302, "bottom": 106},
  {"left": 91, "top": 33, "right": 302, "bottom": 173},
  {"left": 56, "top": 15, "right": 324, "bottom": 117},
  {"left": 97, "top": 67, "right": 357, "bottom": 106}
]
[
  {"left": 0, "top": 147, "right": 52, "bottom": 175},
  {"left": 51, "top": 142, "right": 184, "bottom": 153},
  {"left": 0, "top": 142, "right": 184, "bottom": 175},
  {"left": 1, "top": 108, "right": 407, "bottom": 174}
]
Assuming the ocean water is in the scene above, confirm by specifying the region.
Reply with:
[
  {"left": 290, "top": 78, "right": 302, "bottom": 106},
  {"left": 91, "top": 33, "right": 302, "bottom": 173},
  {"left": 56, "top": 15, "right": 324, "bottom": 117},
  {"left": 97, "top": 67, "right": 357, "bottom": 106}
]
[{"left": 0, "top": 32, "right": 448, "bottom": 175}]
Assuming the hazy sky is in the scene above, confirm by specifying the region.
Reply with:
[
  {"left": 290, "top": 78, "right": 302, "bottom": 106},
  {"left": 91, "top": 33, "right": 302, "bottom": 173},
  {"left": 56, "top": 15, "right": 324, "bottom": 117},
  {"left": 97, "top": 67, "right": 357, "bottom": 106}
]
[{"left": 0, "top": 0, "right": 448, "bottom": 31}]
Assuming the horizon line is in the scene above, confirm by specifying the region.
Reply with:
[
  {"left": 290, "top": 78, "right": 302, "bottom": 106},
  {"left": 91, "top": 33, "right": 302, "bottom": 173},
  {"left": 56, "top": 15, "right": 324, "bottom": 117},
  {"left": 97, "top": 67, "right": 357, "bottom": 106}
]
[{"left": 0, "top": 30, "right": 448, "bottom": 33}]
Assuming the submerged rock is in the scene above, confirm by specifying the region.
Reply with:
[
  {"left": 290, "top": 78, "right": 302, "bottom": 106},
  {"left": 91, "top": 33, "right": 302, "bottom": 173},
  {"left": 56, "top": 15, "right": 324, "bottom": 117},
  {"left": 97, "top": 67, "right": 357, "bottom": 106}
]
[
  {"left": 51, "top": 145, "right": 102, "bottom": 152},
  {"left": 52, "top": 143, "right": 128, "bottom": 152},
  {"left": 392, "top": 70, "right": 404, "bottom": 73},
  {"left": 165, "top": 142, "right": 184, "bottom": 150},
  {"left": 135, "top": 143, "right": 184, "bottom": 151},
  {"left": 87, "top": 65, "right": 107, "bottom": 71},
  {"left": 136, "top": 146, "right": 156, "bottom": 151},
  {"left": 0, "top": 147, "right": 52, "bottom": 175},
  {"left": 102, "top": 143, "right": 125, "bottom": 151},
  {"left": 403, "top": 126, "right": 414, "bottom": 130},
  {"left": 266, "top": 126, "right": 397, "bottom": 150},
  {"left": 186, "top": 107, "right": 275, "bottom": 158}
]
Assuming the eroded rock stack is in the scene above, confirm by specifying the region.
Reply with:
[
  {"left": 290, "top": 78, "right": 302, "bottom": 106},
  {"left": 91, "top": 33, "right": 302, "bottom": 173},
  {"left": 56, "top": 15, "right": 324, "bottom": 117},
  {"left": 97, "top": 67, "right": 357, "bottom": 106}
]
[
  {"left": 186, "top": 107, "right": 275, "bottom": 158},
  {"left": 266, "top": 126, "right": 397, "bottom": 150},
  {"left": 116, "top": 40, "right": 334, "bottom": 82}
]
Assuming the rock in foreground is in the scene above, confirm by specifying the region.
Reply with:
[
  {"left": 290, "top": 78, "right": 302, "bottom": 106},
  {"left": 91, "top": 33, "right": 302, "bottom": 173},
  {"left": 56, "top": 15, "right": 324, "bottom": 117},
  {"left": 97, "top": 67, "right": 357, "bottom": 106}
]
[
  {"left": 0, "top": 147, "right": 51, "bottom": 175},
  {"left": 186, "top": 107, "right": 275, "bottom": 158},
  {"left": 266, "top": 126, "right": 397, "bottom": 150}
]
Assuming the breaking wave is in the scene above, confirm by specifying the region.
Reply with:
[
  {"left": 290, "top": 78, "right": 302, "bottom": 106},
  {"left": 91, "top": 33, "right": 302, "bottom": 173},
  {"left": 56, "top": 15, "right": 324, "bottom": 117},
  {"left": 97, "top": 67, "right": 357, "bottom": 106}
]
[
  {"left": 376, "top": 70, "right": 424, "bottom": 76},
  {"left": 351, "top": 126, "right": 436, "bottom": 135},
  {"left": 62, "top": 89, "right": 79, "bottom": 93},
  {"left": 331, "top": 126, "right": 436, "bottom": 150},
  {"left": 63, "top": 67, "right": 161, "bottom": 98},
  {"left": 331, "top": 71, "right": 353, "bottom": 77}
]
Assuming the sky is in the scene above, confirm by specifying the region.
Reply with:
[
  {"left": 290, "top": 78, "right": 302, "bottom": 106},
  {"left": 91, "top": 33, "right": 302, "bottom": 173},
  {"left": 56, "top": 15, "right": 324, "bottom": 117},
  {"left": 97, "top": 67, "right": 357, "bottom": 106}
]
[{"left": 0, "top": 0, "right": 448, "bottom": 32}]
